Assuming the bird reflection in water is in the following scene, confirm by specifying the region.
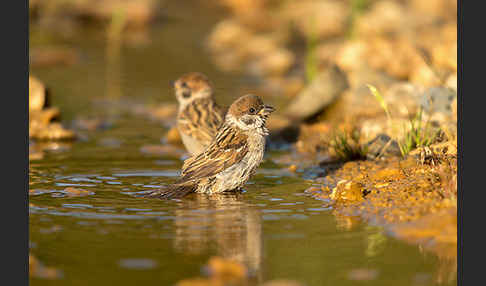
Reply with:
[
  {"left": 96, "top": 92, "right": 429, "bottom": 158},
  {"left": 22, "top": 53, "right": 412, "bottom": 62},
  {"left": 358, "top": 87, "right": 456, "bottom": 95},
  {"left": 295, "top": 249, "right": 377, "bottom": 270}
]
[{"left": 172, "top": 192, "right": 263, "bottom": 280}]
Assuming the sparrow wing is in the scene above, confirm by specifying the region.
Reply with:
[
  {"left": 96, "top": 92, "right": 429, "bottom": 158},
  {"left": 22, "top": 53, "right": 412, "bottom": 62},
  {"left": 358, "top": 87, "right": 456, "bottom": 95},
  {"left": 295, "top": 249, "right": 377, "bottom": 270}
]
[
  {"left": 177, "top": 126, "right": 248, "bottom": 183},
  {"left": 178, "top": 100, "right": 226, "bottom": 144}
]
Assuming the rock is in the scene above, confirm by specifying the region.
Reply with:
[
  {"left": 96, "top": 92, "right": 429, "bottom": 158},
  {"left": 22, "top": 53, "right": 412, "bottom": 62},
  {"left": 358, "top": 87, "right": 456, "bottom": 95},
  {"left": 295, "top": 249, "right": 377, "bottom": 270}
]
[
  {"left": 365, "top": 134, "right": 402, "bottom": 159},
  {"left": 30, "top": 121, "right": 76, "bottom": 141},
  {"left": 206, "top": 256, "right": 247, "bottom": 280},
  {"left": 29, "top": 76, "right": 48, "bottom": 112},
  {"left": 285, "top": 65, "right": 349, "bottom": 121},
  {"left": 166, "top": 127, "right": 182, "bottom": 145},
  {"left": 29, "top": 253, "right": 62, "bottom": 279},
  {"left": 355, "top": 0, "right": 410, "bottom": 36},
  {"left": 335, "top": 40, "right": 368, "bottom": 73},
  {"left": 207, "top": 20, "right": 252, "bottom": 53},
  {"left": 445, "top": 73, "right": 457, "bottom": 91},
  {"left": 330, "top": 180, "right": 364, "bottom": 202},
  {"left": 280, "top": 0, "right": 349, "bottom": 40},
  {"left": 29, "top": 77, "right": 76, "bottom": 141},
  {"left": 420, "top": 87, "right": 457, "bottom": 115},
  {"left": 248, "top": 48, "right": 295, "bottom": 77},
  {"left": 63, "top": 187, "right": 94, "bottom": 197},
  {"left": 385, "top": 82, "right": 425, "bottom": 117}
]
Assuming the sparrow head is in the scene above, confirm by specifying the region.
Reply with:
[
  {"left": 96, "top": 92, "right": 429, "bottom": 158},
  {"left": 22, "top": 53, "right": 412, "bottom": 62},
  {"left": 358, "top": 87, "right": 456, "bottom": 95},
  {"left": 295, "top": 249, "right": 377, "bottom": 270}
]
[
  {"left": 172, "top": 72, "right": 213, "bottom": 105},
  {"left": 227, "top": 94, "right": 275, "bottom": 135}
]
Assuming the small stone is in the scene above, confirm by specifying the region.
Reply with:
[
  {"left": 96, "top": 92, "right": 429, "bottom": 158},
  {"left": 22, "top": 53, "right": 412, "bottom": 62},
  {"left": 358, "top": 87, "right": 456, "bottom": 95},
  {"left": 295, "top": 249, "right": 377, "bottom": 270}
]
[
  {"left": 166, "top": 127, "right": 182, "bottom": 145},
  {"left": 63, "top": 187, "right": 94, "bottom": 197},
  {"left": 29, "top": 76, "right": 48, "bottom": 112},
  {"left": 347, "top": 268, "right": 379, "bottom": 281},
  {"left": 420, "top": 87, "right": 457, "bottom": 115},
  {"left": 330, "top": 180, "right": 364, "bottom": 202},
  {"left": 366, "top": 134, "right": 402, "bottom": 160},
  {"left": 285, "top": 65, "right": 349, "bottom": 120},
  {"left": 207, "top": 256, "right": 247, "bottom": 280},
  {"left": 288, "top": 165, "right": 297, "bottom": 172}
]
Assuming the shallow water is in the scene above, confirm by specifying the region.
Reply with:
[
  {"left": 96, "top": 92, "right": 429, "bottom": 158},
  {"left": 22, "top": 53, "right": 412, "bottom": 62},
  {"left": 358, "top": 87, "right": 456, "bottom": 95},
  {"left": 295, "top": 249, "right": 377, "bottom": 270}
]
[{"left": 29, "top": 2, "right": 455, "bottom": 285}]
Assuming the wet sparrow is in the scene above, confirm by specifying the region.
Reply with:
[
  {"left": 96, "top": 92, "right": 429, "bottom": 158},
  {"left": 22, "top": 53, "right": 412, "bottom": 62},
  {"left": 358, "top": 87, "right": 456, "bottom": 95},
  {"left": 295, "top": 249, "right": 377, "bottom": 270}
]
[
  {"left": 145, "top": 94, "right": 275, "bottom": 199},
  {"left": 172, "top": 72, "right": 225, "bottom": 155}
]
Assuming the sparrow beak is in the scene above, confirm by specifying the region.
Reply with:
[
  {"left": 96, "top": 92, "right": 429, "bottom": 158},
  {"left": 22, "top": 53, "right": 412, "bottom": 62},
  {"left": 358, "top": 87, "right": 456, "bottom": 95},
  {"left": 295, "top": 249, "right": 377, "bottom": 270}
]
[
  {"left": 259, "top": 105, "right": 275, "bottom": 115},
  {"left": 169, "top": 80, "right": 175, "bottom": 88}
]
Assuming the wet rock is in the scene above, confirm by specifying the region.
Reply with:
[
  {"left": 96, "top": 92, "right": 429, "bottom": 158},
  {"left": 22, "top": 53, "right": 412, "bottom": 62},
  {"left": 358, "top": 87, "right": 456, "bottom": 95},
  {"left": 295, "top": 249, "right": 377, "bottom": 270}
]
[
  {"left": 63, "top": 187, "right": 94, "bottom": 197},
  {"left": 29, "top": 253, "right": 62, "bottom": 279},
  {"left": 285, "top": 65, "right": 349, "bottom": 121},
  {"left": 365, "top": 134, "right": 402, "bottom": 160},
  {"left": 30, "top": 121, "right": 76, "bottom": 141},
  {"left": 29, "top": 76, "right": 75, "bottom": 141},
  {"left": 29, "top": 76, "right": 48, "bottom": 112},
  {"left": 206, "top": 256, "right": 248, "bottom": 281},
  {"left": 330, "top": 180, "right": 364, "bottom": 202}
]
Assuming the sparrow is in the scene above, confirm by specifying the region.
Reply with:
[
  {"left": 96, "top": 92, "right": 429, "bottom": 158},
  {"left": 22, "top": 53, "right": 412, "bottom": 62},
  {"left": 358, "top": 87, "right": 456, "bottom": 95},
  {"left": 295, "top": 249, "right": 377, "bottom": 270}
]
[
  {"left": 172, "top": 72, "right": 226, "bottom": 156},
  {"left": 145, "top": 94, "right": 275, "bottom": 199}
]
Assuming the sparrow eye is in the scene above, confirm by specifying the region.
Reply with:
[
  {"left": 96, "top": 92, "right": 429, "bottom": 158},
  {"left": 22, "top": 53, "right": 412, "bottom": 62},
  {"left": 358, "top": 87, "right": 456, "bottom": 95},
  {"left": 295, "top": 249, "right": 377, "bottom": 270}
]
[
  {"left": 181, "top": 82, "right": 188, "bottom": 88},
  {"left": 182, "top": 91, "right": 191, "bottom": 98},
  {"left": 249, "top": 107, "right": 256, "bottom": 114}
]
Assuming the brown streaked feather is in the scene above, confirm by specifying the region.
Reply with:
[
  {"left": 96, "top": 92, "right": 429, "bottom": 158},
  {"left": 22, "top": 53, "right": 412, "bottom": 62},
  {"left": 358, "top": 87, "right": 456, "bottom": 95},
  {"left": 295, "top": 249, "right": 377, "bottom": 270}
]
[
  {"left": 142, "top": 183, "right": 196, "bottom": 199},
  {"left": 177, "top": 98, "right": 225, "bottom": 144},
  {"left": 178, "top": 123, "right": 248, "bottom": 183}
]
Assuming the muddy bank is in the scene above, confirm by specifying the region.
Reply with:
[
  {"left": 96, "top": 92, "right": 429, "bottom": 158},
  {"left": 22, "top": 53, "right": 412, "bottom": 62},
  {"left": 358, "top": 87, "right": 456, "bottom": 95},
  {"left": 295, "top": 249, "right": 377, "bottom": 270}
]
[{"left": 305, "top": 143, "right": 456, "bottom": 258}]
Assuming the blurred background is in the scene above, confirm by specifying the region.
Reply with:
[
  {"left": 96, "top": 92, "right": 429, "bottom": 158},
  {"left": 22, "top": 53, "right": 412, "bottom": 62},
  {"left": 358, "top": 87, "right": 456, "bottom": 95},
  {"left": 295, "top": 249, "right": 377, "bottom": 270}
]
[
  {"left": 29, "top": 0, "right": 457, "bottom": 152},
  {"left": 29, "top": 1, "right": 457, "bottom": 285}
]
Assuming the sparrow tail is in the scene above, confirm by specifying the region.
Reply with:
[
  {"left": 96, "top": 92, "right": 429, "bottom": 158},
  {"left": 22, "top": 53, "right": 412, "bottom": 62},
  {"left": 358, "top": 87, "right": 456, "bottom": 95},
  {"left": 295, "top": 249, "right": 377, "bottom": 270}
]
[{"left": 142, "top": 184, "right": 196, "bottom": 199}]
